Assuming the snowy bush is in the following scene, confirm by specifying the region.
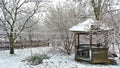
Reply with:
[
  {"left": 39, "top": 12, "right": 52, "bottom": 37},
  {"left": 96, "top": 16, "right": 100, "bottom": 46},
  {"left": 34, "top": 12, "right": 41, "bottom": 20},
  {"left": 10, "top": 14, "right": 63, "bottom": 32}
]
[{"left": 26, "top": 54, "right": 50, "bottom": 65}]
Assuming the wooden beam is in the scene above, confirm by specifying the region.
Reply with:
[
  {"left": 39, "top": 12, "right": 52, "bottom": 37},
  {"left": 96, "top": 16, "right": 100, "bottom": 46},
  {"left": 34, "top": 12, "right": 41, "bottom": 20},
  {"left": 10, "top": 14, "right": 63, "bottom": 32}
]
[
  {"left": 78, "top": 33, "right": 80, "bottom": 47},
  {"left": 90, "top": 32, "right": 92, "bottom": 44}
]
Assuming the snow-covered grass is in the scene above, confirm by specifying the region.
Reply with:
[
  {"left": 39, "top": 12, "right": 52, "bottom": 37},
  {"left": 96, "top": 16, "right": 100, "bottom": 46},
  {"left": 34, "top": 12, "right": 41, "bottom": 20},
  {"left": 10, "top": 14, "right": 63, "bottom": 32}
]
[{"left": 0, "top": 47, "right": 120, "bottom": 68}]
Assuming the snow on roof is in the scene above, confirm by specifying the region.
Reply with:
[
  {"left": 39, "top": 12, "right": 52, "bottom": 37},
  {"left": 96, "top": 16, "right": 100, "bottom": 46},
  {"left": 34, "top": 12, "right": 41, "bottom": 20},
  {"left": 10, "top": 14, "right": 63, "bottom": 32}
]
[
  {"left": 69, "top": 18, "right": 111, "bottom": 32},
  {"left": 69, "top": 18, "right": 95, "bottom": 32}
]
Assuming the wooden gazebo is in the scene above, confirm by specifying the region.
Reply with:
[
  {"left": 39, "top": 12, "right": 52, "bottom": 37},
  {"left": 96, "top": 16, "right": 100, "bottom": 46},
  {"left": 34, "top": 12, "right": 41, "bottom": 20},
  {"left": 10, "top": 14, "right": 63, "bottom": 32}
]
[{"left": 70, "top": 18, "right": 110, "bottom": 63}]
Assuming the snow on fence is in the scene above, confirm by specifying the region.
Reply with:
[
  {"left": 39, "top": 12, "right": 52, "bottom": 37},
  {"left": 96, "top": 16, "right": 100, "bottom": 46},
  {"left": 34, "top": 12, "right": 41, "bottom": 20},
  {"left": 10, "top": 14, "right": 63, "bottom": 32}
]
[
  {"left": 0, "top": 32, "right": 53, "bottom": 50},
  {"left": 0, "top": 40, "right": 49, "bottom": 50}
]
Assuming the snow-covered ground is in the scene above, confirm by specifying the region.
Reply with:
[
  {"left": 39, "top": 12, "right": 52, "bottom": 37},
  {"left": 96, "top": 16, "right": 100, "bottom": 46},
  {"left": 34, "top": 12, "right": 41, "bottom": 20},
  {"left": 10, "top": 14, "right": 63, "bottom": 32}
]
[{"left": 0, "top": 47, "right": 120, "bottom": 68}]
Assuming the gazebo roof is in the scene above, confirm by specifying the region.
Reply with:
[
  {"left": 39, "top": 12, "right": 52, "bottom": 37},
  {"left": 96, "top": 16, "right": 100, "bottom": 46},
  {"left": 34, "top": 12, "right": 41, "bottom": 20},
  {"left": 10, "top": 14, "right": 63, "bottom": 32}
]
[{"left": 69, "top": 18, "right": 110, "bottom": 32}]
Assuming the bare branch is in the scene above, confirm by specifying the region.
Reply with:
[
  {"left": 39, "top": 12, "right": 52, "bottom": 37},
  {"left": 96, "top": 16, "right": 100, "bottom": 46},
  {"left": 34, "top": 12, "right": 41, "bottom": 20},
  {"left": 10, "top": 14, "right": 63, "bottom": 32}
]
[
  {"left": 1, "top": 0, "right": 14, "bottom": 21},
  {"left": 17, "top": 0, "right": 27, "bottom": 9},
  {"left": 16, "top": 1, "right": 39, "bottom": 38},
  {"left": 1, "top": 8, "right": 12, "bottom": 26}
]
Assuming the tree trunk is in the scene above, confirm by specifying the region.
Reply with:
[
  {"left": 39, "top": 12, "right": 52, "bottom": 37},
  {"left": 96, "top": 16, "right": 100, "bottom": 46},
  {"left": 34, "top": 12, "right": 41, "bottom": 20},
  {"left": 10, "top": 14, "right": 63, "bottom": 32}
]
[
  {"left": 9, "top": 39, "right": 14, "bottom": 54},
  {"left": 10, "top": 45, "right": 14, "bottom": 54},
  {"left": 92, "top": 0, "right": 101, "bottom": 21},
  {"left": 9, "top": 27, "right": 15, "bottom": 54}
]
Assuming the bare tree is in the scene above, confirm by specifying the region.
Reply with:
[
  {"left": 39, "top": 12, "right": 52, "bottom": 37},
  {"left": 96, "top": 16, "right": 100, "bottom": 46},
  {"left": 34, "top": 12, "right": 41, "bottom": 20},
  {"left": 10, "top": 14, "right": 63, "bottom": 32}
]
[
  {"left": 45, "top": 2, "right": 88, "bottom": 55},
  {"left": 0, "top": 0, "right": 44, "bottom": 54},
  {"left": 103, "top": 10, "right": 120, "bottom": 54},
  {"left": 93, "top": 0, "right": 120, "bottom": 54}
]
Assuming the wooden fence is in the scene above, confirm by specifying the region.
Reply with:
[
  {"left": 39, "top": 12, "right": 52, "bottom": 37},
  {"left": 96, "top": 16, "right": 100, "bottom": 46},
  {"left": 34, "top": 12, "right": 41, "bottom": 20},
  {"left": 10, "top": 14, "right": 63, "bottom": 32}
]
[{"left": 0, "top": 40, "right": 49, "bottom": 50}]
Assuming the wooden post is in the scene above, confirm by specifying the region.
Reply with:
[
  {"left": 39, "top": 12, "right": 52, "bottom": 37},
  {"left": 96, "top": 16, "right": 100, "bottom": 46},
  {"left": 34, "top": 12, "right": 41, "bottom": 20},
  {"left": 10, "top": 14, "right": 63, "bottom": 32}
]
[
  {"left": 90, "top": 25, "right": 93, "bottom": 61},
  {"left": 90, "top": 25, "right": 93, "bottom": 48},
  {"left": 90, "top": 32, "right": 92, "bottom": 45},
  {"left": 74, "top": 33, "right": 76, "bottom": 46},
  {"left": 78, "top": 33, "right": 80, "bottom": 48},
  {"left": 74, "top": 33, "right": 77, "bottom": 60}
]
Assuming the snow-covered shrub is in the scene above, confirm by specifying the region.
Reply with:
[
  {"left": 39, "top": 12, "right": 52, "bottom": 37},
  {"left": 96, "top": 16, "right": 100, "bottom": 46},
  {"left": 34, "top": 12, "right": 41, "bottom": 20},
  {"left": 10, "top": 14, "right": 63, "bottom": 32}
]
[{"left": 26, "top": 54, "right": 50, "bottom": 65}]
